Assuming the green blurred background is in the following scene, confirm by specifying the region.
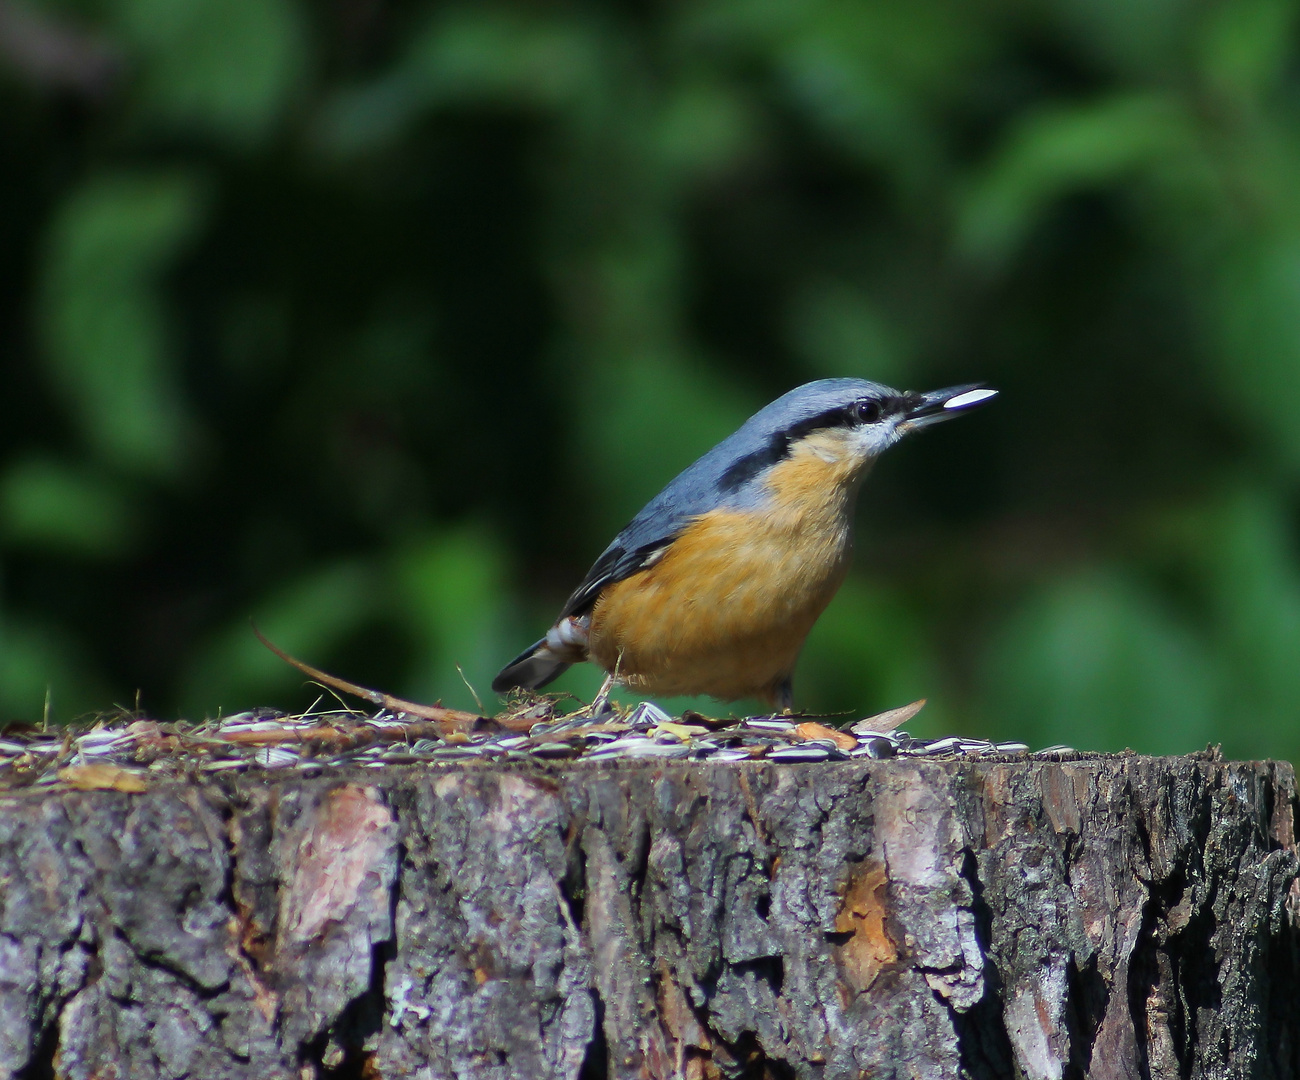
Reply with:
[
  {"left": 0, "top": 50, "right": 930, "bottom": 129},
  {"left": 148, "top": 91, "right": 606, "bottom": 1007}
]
[{"left": 3, "top": 0, "right": 1300, "bottom": 760}]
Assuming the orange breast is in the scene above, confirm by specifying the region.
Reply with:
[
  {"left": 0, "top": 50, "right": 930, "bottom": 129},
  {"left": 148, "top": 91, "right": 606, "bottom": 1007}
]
[{"left": 587, "top": 443, "right": 868, "bottom": 703}]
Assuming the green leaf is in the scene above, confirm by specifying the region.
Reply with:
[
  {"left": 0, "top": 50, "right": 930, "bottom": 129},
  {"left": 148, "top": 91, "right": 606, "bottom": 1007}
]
[
  {"left": 39, "top": 171, "right": 206, "bottom": 478},
  {"left": 115, "top": 0, "right": 305, "bottom": 144},
  {"left": 316, "top": 7, "right": 606, "bottom": 152},
  {"left": 406, "top": 7, "right": 604, "bottom": 107},
  {"left": 391, "top": 527, "right": 509, "bottom": 712},
  {"left": 798, "top": 577, "right": 941, "bottom": 727},
  {"left": 773, "top": 3, "right": 958, "bottom": 180},
  {"left": 0, "top": 458, "right": 138, "bottom": 558},
  {"left": 0, "top": 618, "right": 110, "bottom": 725},
  {"left": 574, "top": 348, "right": 757, "bottom": 536},
  {"left": 1198, "top": 0, "right": 1297, "bottom": 105},
  {"left": 1186, "top": 490, "right": 1300, "bottom": 761},
  {"left": 1209, "top": 229, "right": 1300, "bottom": 471},
  {"left": 654, "top": 80, "right": 759, "bottom": 184},
  {"left": 957, "top": 94, "right": 1193, "bottom": 268},
  {"left": 787, "top": 282, "right": 911, "bottom": 385},
  {"left": 982, "top": 570, "right": 1216, "bottom": 754},
  {"left": 178, "top": 561, "right": 380, "bottom": 719},
  {"left": 1052, "top": 0, "right": 1195, "bottom": 79}
]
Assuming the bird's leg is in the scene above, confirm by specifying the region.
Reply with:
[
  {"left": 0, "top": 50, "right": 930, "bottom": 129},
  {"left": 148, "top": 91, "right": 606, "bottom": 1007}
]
[
  {"left": 773, "top": 677, "right": 794, "bottom": 715},
  {"left": 589, "top": 671, "right": 616, "bottom": 715},
  {"left": 586, "top": 650, "right": 626, "bottom": 715}
]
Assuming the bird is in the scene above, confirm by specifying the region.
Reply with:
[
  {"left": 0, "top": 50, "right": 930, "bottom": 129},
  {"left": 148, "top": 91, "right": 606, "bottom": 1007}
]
[{"left": 492, "top": 378, "right": 997, "bottom": 709}]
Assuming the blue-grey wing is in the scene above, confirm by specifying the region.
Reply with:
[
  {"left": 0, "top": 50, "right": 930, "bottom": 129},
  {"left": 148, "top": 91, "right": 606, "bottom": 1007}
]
[
  {"left": 557, "top": 509, "right": 688, "bottom": 620},
  {"left": 557, "top": 463, "right": 726, "bottom": 619}
]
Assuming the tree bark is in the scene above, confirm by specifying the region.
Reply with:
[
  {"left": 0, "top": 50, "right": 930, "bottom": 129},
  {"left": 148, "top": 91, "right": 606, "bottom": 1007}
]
[{"left": 0, "top": 752, "right": 1297, "bottom": 1080}]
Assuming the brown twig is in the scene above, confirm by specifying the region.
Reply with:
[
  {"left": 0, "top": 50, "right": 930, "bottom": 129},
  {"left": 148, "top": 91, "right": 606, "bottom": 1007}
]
[
  {"left": 251, "top": 624, "right": 486, "bottom": 730},
  {"left": 128, "top": 719, "right": 470, "bottom": 756},
  {"left": 198, "top": 722, "right": 445, "bottom": 748}
]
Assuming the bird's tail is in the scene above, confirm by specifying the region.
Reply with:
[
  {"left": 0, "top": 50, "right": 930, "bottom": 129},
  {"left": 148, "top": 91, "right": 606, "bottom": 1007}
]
[{"left": 491, "top": 616, "right": 590, "bottom": 694}]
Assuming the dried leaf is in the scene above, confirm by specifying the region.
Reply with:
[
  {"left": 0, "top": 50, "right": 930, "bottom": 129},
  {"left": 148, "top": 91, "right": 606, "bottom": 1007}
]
[
  {"left": 850, "top": 699, "right": 926, "bottom": 736},
  {"left": 58, "top": 763, "right": 148, "bottom": 793},
  {"left": 794, "top": 722, "right": 857, "bottom": 750},
  {"left": 654, "top": 722, "right": 709, "bottom": 741}
]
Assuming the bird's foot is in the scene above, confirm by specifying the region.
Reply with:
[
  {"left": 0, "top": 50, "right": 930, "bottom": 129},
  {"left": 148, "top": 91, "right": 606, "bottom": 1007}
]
[{"left": 583, "top": 672, "right": 617, "bottom": 718}]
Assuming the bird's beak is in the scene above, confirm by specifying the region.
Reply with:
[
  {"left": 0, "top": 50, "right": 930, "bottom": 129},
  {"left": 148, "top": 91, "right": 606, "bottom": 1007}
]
[{"left": 899, "top": 384, "right": 998, "bottom": 431}]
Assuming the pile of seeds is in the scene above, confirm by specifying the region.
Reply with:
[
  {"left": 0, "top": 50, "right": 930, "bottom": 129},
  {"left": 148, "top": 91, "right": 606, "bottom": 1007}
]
[
  {"left": 474, "top": 701, "right": 1041, "bottom": 765},
  {"left": 0, "top": 698, "right": 1079, "bottom": 791}
]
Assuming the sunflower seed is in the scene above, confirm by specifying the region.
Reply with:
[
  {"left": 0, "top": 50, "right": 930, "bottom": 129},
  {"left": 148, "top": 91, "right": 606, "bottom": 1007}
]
[
  {"left": 425, "top": 746, "right": 482, "bottom": 760},
  {"left": 531, "top": 743, "right": 580, "bottom": 758},
  {"left": 627, "top": 701, "right": 673, "bottom": 728},
  {"left": 587, "top": 736, "right": 647, "bottom": 755},
  {"left": 494, "top": 736, "right": 530, "bottom": 749},
  {"left": 218, "top": 711, "right": 270, "bottom": 726},
  {"left": 908, "top": 737, "right": 963, "bottom": 755},
  {"left": 852, "top": 737, "right": 898, "bottom": 759},
  {"left": 589, "top": 739, "right": 692, "bottom": 759},
  {"left": 254, "top": 747, "right": 299, "bottom": 768},
  {"left": 702, "top": 748, "right": 754, "bottom": 762},
  {"left": 225, "top": 719, "right": 294, "bottom": 732},
  {"left": 768, "top": 744, "right": 832, "bottom": 762},
  {"left": 76, "top": 732, "right": 135, "bottom": 755},
  {"left": 202, "top": 759, "right": 247, "bottom": 771}
]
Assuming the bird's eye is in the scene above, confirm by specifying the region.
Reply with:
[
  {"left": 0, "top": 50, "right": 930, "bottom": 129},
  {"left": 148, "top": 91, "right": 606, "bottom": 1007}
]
[{"left": 853, "top": 399, "right": 882, "bottom": 424}]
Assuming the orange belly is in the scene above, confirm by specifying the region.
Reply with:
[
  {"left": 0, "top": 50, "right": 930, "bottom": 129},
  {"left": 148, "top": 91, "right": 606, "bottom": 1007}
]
[{"left": 587, "top": 500, "right": 853, "bottom": 703}]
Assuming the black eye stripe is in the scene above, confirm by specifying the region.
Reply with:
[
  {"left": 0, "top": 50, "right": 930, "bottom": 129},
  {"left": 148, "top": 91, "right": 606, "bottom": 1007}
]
[
  {"left": 717, "top": 395, "right": 902, "bottom": 493},
  {"left": 850, "top": 395, "right": 906, "bottom": 424}
]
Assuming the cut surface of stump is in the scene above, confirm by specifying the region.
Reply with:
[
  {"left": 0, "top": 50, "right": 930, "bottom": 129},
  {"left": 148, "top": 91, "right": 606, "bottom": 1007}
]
[{"left": 0, "top": 752, "right": 1296, "bottom": 1080}]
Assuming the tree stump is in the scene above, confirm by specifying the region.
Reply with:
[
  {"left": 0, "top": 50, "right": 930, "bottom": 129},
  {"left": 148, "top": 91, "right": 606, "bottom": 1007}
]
[{"left": 1, "top": 752, "right": 1297, "bottom": 1080}]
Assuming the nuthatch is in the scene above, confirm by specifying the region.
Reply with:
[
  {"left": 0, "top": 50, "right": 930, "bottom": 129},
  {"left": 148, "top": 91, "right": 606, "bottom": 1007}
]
[{"left": 493, "top": 379, "right": 997, "bottom": 708}]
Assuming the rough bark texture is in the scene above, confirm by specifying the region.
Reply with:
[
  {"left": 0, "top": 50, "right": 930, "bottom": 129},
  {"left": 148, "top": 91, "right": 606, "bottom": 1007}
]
[{"left": 1, "top": 753, "right": 1297, "bottom": 1080}]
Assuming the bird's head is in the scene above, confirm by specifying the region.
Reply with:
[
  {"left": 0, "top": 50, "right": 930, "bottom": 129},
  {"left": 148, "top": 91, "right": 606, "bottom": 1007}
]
[{"left": 711, "top": 378, "right": 998, "bottom": 499}]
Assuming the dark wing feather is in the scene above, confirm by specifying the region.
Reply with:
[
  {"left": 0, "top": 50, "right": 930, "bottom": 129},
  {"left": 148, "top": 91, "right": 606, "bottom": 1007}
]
[
  {"left": 558, "top": 533, "right": 679, "bottom": 619},
  {"left": 556, "top": 472, "right": 724, "bottom": 620}
]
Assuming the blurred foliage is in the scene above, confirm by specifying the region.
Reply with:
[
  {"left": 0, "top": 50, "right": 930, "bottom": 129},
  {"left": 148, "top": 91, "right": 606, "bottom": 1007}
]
[{"left": 3, "top": 0, "right": 1300, "bottom": 761}]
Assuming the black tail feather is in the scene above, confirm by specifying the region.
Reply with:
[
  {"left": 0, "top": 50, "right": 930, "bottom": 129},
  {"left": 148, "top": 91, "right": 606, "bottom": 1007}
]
[{"left": 491, "top": 638, "right": 571, "bottom": 694}]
